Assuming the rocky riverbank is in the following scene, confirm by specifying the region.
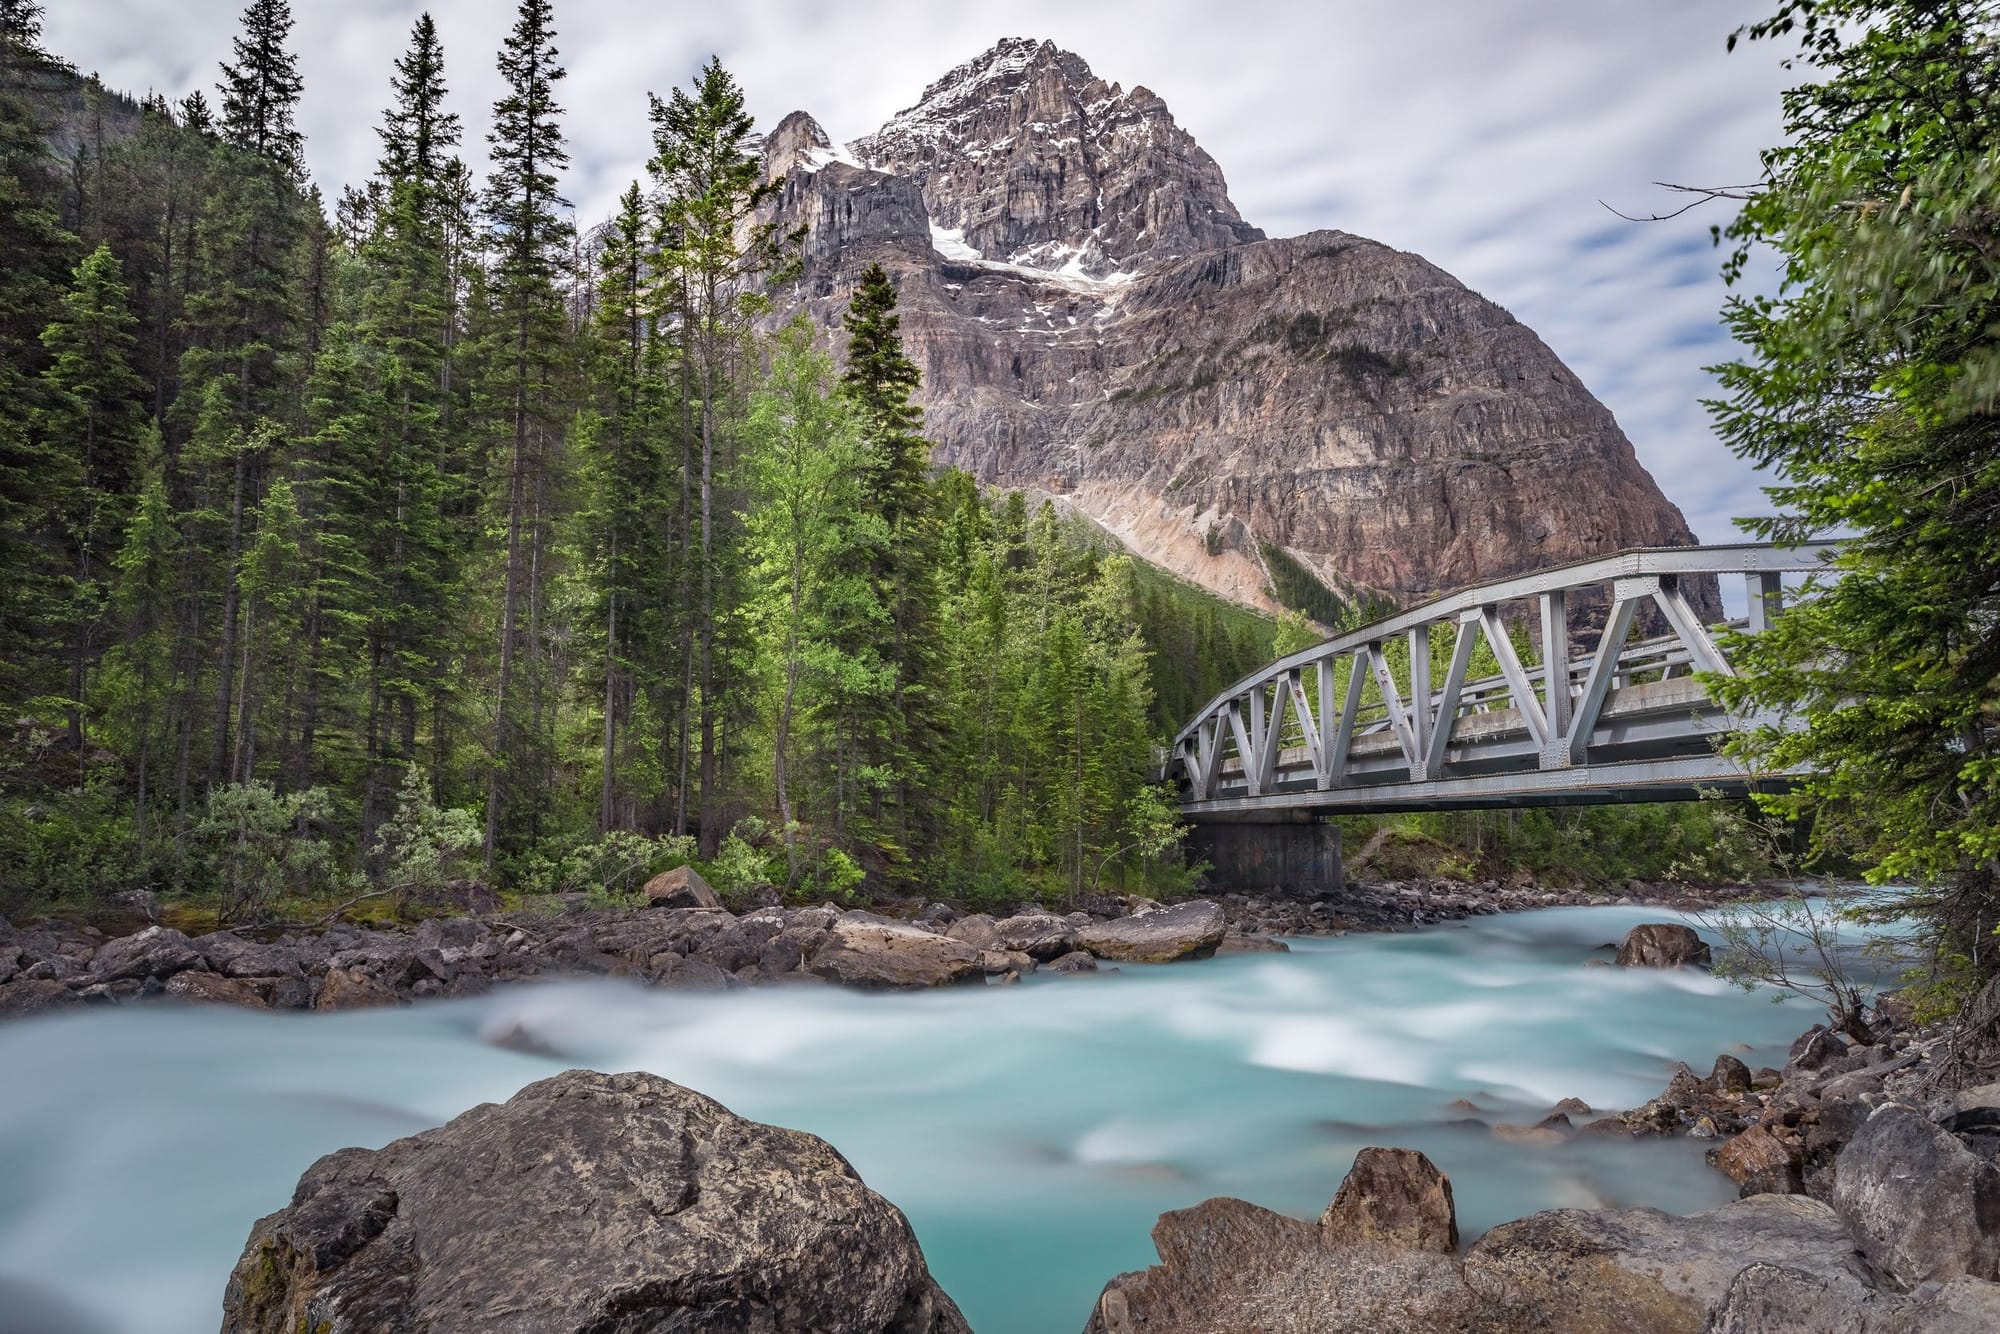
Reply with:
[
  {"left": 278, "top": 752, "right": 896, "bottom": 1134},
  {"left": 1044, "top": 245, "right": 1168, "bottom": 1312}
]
[
  {"left": 0, "top": 873, "right": 1778, "bottom": 1022},
  {"left": 1081, "top": 959, "right": 2000, "bottom": 1332},
  {"left": 0, "top": 888, "right": 1238, "bottom": 1019}
]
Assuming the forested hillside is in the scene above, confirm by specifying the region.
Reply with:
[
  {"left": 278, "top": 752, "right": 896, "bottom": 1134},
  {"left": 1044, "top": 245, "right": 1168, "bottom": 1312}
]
[{"left": 0, "top": 0, "right": 1275, "bottom": 916}]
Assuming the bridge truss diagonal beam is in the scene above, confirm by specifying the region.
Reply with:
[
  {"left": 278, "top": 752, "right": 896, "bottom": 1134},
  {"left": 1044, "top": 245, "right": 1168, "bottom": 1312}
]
[{"left": 1167, "top": 542, "right": 1842, "bottom": 817}]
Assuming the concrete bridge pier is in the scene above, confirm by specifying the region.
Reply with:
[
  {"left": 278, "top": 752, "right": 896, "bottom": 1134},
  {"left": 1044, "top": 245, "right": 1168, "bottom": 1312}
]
[{"left": 1188, "top": 816, "right": 1343, "bottom": 897}]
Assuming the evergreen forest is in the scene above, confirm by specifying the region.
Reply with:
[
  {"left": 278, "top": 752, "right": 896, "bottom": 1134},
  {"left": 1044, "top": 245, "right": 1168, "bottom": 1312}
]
[{"left": 0, "top": 0, "right": 1282, "bottom": 916}]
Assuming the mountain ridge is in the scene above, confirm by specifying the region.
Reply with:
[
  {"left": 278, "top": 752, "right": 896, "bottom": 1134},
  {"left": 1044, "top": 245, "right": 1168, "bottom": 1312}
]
[{"left": 774, "top": 37, "right": 1709, "bottom": 619}]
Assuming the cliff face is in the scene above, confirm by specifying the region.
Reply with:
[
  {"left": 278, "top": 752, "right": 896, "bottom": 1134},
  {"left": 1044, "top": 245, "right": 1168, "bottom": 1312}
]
[{"left": 764, "top": 38, "right": 1707, "bottom": 618}]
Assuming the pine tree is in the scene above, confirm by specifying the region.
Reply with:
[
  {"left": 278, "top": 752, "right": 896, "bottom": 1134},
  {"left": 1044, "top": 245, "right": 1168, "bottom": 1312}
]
[
  {"left": 840, "top": 263, "right": 943, "bottom": 855},
  {"left": 0, "top": 29, "right": 76, "bottom": 708},
  {"left": 39, "top": 242, "right": 146, "bottom": 747},
  {"left": 649, "top": 56, "right": 795, "bottom": 853},
  {"left": 0, "top": 1, "right": 43, "bottom": 52},
  {"left": 328, "top": 11, "right": 468, "bottom": 844},
  {"left": 576, "top": 181, "right": 682, "bottom": 833},
  {"left": 479, "top": 0, "right": 572, "bottom": 866},
  {"left": 174, "top": 0, "right": 312, "bottom": 787},
  {"left": 217, "top": 0, "right": 305, "bottom": 178}
]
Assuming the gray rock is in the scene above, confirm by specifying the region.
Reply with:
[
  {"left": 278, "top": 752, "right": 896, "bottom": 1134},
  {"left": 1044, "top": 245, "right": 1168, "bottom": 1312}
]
[
  {"left": 1710, "top": 1053, "right": 1754, "bottom": 1093},
  {"left": 313, "top": 966, "right": 401, "bottom": 1012},
  {"left": 1832, "top": 1102, "right": 2000, "bottom": 1288},
  {"left": 1787, "top": 1025, "right": 1848, "bottom": 1076},
  {"left": 1046, "top": 950, "right": 1098, "bottom": 974},
  {"left": 221, "top": 1069, "right": 968, "bottom": 1334},
  {"left": 1318, "top": 1147, "right": 1457, "bottom": 1254},
  {"left": 0, "top": 978, "right": 81, "bottom": 1018},
  {"left": 1075, "top": 900, "right": 1226, "bottom": 963},
  {"left": 1463, "top": 1193, "right": 1870, "bottom": 1333},
  {"left": 163, "top": 970, "right": 270, "bottom": 1009},
  {"left": 1214, "top": 931, "right": 1290, "bottom": 954},
  {"left": 195, "top": 932, "right": 305, "bottom": 979},
  {"left": 943, "top": 913, "right": 1000, "bottom": 950},
  {"left": 991, "top": 913, "right": 1074, "bottom": 960},
  {"left": 808, "top": 919, "right": 984, "bottom": 989},
  {"left": 87, "top": 925, "right": 202, "bottom": 983},
  {"left": 1085, "top": 1195, "right": 1488, "bottom": 1334},
  {"left": 1710, "top": 1263, "right": 2000, "bottom": 1333},
  {"left": 642, "top": 864, "right": 722, "bottom": 910},
  {"left": 1614, "top": 922, "right": 1712, "bottom": 969}
]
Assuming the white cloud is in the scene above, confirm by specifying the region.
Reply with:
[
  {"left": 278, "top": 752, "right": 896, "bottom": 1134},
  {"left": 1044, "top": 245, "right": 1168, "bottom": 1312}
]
[{"left": 46, "top": 0, "right": 1797, "bottom": 542}]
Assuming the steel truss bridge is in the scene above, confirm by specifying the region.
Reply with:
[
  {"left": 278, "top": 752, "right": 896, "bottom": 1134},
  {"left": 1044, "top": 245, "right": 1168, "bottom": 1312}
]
[{"left": 1167, "top": 543, "right": 1841, "bottom": 822}]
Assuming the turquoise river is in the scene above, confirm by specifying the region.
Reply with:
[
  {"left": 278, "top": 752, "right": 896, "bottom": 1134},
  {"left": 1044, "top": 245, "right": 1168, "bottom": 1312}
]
[{"left": 0, "top": 903, "right": 1893, "bottom": 1333}]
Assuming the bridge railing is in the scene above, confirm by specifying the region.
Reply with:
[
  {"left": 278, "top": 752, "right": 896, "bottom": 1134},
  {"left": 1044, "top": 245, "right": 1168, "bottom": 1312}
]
[{"left": 1168, "top": 543, "right": 1843, "bottom": 810}]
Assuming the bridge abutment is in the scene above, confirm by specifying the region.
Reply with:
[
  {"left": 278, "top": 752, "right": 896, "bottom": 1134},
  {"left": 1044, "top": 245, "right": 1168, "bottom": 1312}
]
[{"left": 1188, "top": 817, "right": 1343, "bottom": 897}]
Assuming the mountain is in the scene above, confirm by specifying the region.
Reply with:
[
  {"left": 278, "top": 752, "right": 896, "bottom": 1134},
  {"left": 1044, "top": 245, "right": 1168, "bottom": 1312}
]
[{"left": 761, "top": 37, "right": 1710, "bottom": 619}]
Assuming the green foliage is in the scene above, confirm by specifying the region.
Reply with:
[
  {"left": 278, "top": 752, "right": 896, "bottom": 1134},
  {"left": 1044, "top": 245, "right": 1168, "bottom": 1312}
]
[
  {"left": 188, "top": 781, "right": 349, "bottom": 921},
  {"left": 371, "top": 766, "right": 481, "bottom": 900},
  {"left": 1348, "top": 797, "right": 1780, "bottom": 888},
  {"left": 1708, "top": 1, "right": 2000, "bottom": 988},
  {"left": 709, "top": 819, "right": 776, "bottom": 897}
]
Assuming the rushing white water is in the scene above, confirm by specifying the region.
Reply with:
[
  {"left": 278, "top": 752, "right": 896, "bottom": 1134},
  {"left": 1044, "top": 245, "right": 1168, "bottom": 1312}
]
[{"left": 0, "top": 904, "right": 1882, "bottom": 1334}]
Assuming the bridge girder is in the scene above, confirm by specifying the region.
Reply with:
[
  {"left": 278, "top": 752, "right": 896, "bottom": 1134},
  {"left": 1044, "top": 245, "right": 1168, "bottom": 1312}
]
[{"left": 1167, "top": 543, "right": 1840, "bottom": 819}]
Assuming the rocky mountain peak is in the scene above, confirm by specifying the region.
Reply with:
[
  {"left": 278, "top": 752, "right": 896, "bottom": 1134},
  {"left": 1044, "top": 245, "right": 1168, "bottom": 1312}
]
[
  {"left": 761, "top": 109, "right": 866, "bottom": 181},
  {"left": 849, "top": 37, "right": 1263, "bottom": 279}
]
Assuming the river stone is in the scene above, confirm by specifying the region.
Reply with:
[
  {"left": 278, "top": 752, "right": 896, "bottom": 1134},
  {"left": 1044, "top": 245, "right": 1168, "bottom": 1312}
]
[
  {"left": 1832, "top": 1101, "right": 2000, "bottom": 1287},
  {"left": 1463, "top": 1193, "right": 1868, "bottom": 1333},
  {"left": 0, "top": 978, "right": 80, "bottom": 1018},
  {"left": 978, "top": 948, "right": 1035, "bottom": 976},
  {"left": 808, "top": 918, "right": 983, "bottom": 989},
  {"left": 1074, "top": 900, "right": 1226, "bottom": 963},
  {"left": 164, "top": 971, "right": 269, "bottom": 1009},
  {"left": 1319, "top": 1147, "right": 1458, "bottom": 1253},
  {"left": 991, "top": 913, "right": 1074, "bottom": 960},
  {"left": 87, "top": 924, "right": 202, "bottom": 983},
  {"left": 1716, "top": 1124, "right": 1803, "bottom": 1195},
  {"left": 1085, "top": 1195, "right": 1489, "bottom": 1334},
  {"left": 1709, "top": 1263, "right": 2000, "bottom": 1334},
  {"left": 943, "top": 913, "right": 1001, "bottom": 950},
  {"left": 1613, "top": 922, "right": 1711, "bottom": 969},
  {"left": 1215, "top": 931, "right": 1290, "bottom": 954},
  {"left": 1046, "top": 950, "right": 1098, "bottom": 974},
  {"left": 313, "top": 966, "right": 401, "bottom": 1012},
  {"left": 1710, "top": 1053, "right": 1754, "bottom": 1094},
  {"left": 220, "top": 1069, "right": 969, "bottom": 1334},
  {"left": 643, "top": 865, "right": 722, "bottom": 910},
  {"left": 194, "top": 932, "right": 305, "bottom": 979}
]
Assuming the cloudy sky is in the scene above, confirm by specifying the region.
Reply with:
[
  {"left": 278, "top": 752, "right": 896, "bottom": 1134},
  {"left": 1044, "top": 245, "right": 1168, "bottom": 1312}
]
[{"left": 48, "top": 0, "right": 1796, "bottom": 545}]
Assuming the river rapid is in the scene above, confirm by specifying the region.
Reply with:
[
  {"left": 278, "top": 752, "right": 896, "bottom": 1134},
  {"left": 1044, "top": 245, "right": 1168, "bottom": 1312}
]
[{"left": 0, "top": 903, "right": 1873, "bottom": 1333}]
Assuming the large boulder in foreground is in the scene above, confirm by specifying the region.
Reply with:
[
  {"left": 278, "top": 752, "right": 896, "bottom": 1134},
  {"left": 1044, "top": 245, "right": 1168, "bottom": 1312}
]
[
  {"left": 1614, "top": 922, "right": 1712, "bottom": 969},
  {"left": 1087, "top": 1147, "right": 1488, "bottom": 1333},
  {"left": 1709, "top": 1262, "right": 2000, "bottom": 1333},
  {"left": 1075, "top": 900, "right": 1226, "bottom": 964},
  {"left": 1832, "top": 1102, "right": 2000, "bottom": 1288},
  {"left": 222, "top": 1069, "right": 968, "bottom": 1334},
  {"left": 1086, "top": 1194, "right": 1484, "bottom": 1334},
  {"left": 1463, "top": 1194, "right": 1868, "bottom": 1333},
  {"left": 807, "top": 917, "right": 985, "bottom": 989}
]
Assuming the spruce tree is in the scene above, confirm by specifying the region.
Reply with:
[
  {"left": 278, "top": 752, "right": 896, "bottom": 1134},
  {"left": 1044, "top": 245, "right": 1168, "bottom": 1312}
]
[
  {"left": 0, "top": 29, "right": 76, "bottom": 708},
  {"left": 217, "top": 0, "right": 305, "bottom": 178},
  {"left": 648, "top": 56, "right": 794, "bottom": 853},
  {"left": 840, "top": 263, "right": 943, "bottom": 855},
  {"left": 40, "top": 243, "right": 146, "bottom": 746},
  {"left": 577, "top": 181, "right": 680, "bottom": 833},
  {"left": 480, "top": 0, "right": 572, "bottom": 866}
]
